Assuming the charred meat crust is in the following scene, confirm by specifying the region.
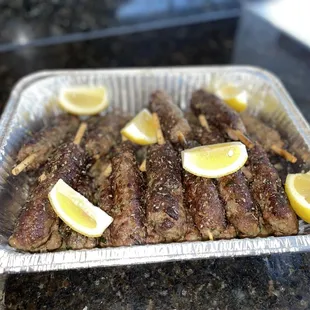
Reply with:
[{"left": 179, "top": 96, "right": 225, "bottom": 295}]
[
  {"left": 184, "top": 212, "right": 201, "bottom": 241},
  {"left": 184, "top": 170, "right": 235, "bottom": 240},
  {"left": 187, "top": 113, "right": 259, "bottom": 237},
  {"left": 218, "top": 171, "right": 260, "bottom": 237},
  {"left": 16, "top": 114, "right": 80, "bottom": 172},
  {"left": 182, "top": 140, "right": 232, "bottom": 240},
  {"left": 150, "top": 90, "right": 192, "bottom": 143},
  {"left": 249, "top": 144, "right": 298, "bottom": 235},
  {"left": 241, "top": 113, "right": 284, "bottom": 151},
  {"left": 84, "top": 114, "right": 129, "bottom": 158},
  {"left": 60, "top": 225, "right": 97, "bottom": 250},
  {"left": 110, "top": 141, "right": 146, "bottom": 246},
  {"left": 190, "top": 89, "right": 246, "bottom": 133},
  {"left": 9, "top": 143, "right": 86, "bottom": 252},
  {"left": 95, "top": 175, "right": 114, "bottom": 248},
  {"left": 191, "top": 122, "right": 225, "bottom": 145},
  {"left": 146, "top": 142, "right": 187, "bottom": 243}
]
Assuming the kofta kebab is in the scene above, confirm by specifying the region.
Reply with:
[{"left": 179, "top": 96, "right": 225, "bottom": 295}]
[{"left": 9, "top": 86, "right": 304, "bottom": 252}]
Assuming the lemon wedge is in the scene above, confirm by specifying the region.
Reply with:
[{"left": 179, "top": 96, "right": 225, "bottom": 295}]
[
  {"left": 48, "top": 179, "right": 113, "bottom": 237},
  {"left": 285, "top": 173, "right": 310, "bottom": 222},
  {"left": 182, "top": 142, "right": 248, "bottom": 178},
  {"left": 121, "top": 109, "right": 157, "bottom": 145},
  {"left": 216, "top": 85, "right": 248, "bottom": 112},
  {"left": 58, "top": 87, "right": 108, "bottom": 115}
]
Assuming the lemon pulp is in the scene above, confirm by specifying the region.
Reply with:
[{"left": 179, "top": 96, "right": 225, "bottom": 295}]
[
  {"left": 285, "top": 173, "right": 310, "bottom": 223},
  {"left": 121, "top": 109, "right": 157, "bottom": 145},
  {"left": 293, "top": 174, "right": 310, "bottom": 203},
  {"left": 56, "top": 192, "right": 97, "bottom": 229},
  {"left": 182, "top": 142, "right": 248, "bottom": 178},
  {"left": 186, "top": 144, "right": 242, "bottom": 170},
  {"left": 59, "top": 87, "right": 108, "bottom": 115},
  {"left": 49, "top": 179, "right": 113, "bottom": 237},
  {"left": 216, "top": 85, "right": 248, "bottom": 112}
]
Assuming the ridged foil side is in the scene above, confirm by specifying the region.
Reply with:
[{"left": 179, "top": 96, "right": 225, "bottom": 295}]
[{"left": 0, "top": 66, "right": 310, "bottom": 274}]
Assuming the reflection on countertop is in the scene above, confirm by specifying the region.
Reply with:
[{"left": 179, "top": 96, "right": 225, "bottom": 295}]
[
  {"left": 0, "top": 0, "right": 240, "bottom": 51},
  {"left": 233, "top": 1, "right": 310, "bottom": 122},
  {"left": 0, "top": 18, "right": 237, "bottom": 113}
]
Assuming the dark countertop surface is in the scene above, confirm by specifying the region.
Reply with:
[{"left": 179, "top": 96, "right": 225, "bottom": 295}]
[
  {"left": 0, "top": 0, "right": 239, "bottom": 49},
  {"left": 0, "top": 18, "right": 237, "bottom": 114},
  {"left": 4, "top": 253, "right": 310, "bottom": 310},
  {"left": 2, "top": 1, "right": 310, "bottom": 309}
]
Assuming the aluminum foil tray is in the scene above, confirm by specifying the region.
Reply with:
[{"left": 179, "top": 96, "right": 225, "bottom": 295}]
[{"left": 1, "top": 66, "right": 310, "bottom": 274}]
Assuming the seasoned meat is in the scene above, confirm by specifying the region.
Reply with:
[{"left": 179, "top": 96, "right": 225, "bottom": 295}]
[
  {"left": 218, "top": 171, "right": 260, "bottom": 237},
  {"left": 95, "top": 175, "right": 114, "bottom": 248},
  {"left": 150, "top": 90, "right": 191, "bottom": 143},
  {"left": 184, "top": 169, "right": 235, "bottom": 240},
  {"left": 184, "top": 212, "right": 201, "bottom": 241},
  {"left": 187, "top": 113, "right": 259, "bottom": 237},
  {"left": 149, "top": 93, "right": 194, "bottom": 241},
  {"left": 186, "top": 112, "right": 227, "bottom": 146},
  {"left": 61, "top": 225, "right": 97, "bottom": 250},
  {"left": 74, "top": 174, "right": 95, "bottom": 201},
  {"left": 241, "top": 113, "right": 284, "bottom": 151},
  {"left": 36, "top": 227, "right": 62, "bottom": 252},
  {"left": 146, "top": 142, "right": 187, "bottom": 243},
  {"left": 84, "top": 114, "right": 129, "bottom": 158},
  {"left": 59, "top": 114, "right": 128, "bottom": 250},
  {"left": 16, "top": 114, "right": 79, "bottom": 172},
  {"left": 249, "top": 143, "right": 298, "bottom": 235},
  {"left": 194, "top": 123, "right": 225, "bottom": 145},
  {"left": 89, "top": 157, "right": 112, "bottom": 184},
  {"left": 184, "top": 220, "right": 201, "bottom": 242},
  {"left": 190, "top": 89, "right": 246, "bottom": 134},
  {"left": 81, "top": 156, "right": 115, "bottom": 248},
  {"left": 110, "top": 141, "right": 146, "bottom": 246},
  {"left": 9, "top": 142, "right": 86, "bottom": 252},
  {"left": 191, "top": 122, "right": 225, "bottom": 145}
]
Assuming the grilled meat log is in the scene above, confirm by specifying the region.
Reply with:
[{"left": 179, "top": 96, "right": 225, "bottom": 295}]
[
  {"left": 60, "top": 225, "right": 97, "bottom": 250},
  {"left": 146, "top": 142, "right": 187, "bottom": 243},
  {"left": 91, "top": 157, "right": 114, "bottom": 248},
  {"left": 181, "top": 140, "right": 234, "bottom": 240},
  {"left": 241, "top": 113, "right": 284, "bottom": 150},
  {"left": 110, "top": 141, "right": 146, "bottom": 246},
  {"left": 248, "top": 143, "right": 298, "bottom": 235},
  {"left": 150, "top": 94, "right": 200, "bottom": 241},
  {"left": 184, "top": 169, "right": 235, "bottom": 240},
  {"left": 190, "top": 121, "right": 226, "bottom": 145},
  {"left": 187, "top": 114, "right": 260, "bottom": 237},
  {"left": 190, "top": 89, "right": 246, "bottom": 134},
  {"left": 184, "top": 210, "right": 201, "bottom": 241},
  {"left": 9, "top": 142, "right": 87, "bottom": 252},
  {"left": 60, "top": 114, "right": 128, "bottom": 250},
  {"left": 217, "top": 171, "right": 260, "bottom": 237},
  {"left": 96, "top": 176, "right": 114, "bottom": 247},
  {"left": 150, "top": 90, "right": 191, "bottom": 143},
  {"left": 15, "top": 114, "right": 79, "bottom": 172},
  {"left": 84, "top": 114, "right": 129, "bottom": 158},
  {"left": 190, "top": 91, "right": 298, "bottom": 236}
]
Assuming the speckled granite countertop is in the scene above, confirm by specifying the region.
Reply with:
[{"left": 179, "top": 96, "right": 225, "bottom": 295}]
[
  {"left": 0, "top": 0, "right": 239, "bottom": 47},
  {"left": 4, "top": 254, "right": 310, "bottom": 310},
  {"left": 0, "top": 18, "right": 236, "bottom": 114},
  {"left": 2, "top": 2, "right": 310, "bottom": 309}
]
